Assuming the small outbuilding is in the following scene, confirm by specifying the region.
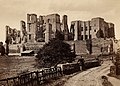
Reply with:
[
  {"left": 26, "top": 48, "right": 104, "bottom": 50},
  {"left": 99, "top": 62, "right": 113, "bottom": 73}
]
[{"left": 21, "top": 50, "right": 34, "bottom": 56}]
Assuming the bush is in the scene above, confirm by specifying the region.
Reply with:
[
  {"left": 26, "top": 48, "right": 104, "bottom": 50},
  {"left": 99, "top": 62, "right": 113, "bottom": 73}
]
[{"left": 36, "top": 38, "right": 75, "bottom": 67}]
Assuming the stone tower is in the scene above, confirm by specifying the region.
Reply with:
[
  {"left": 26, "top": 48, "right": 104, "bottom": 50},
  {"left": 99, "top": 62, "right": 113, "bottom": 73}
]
[
  {"left": 44, "top": 14, "right": 61, "bottom": 39},
  {"left": 108, "top": 23, "right": 115, "bottom": 38},
  {"left": 27, "top": 14, "right": 37, "bottom": 42},
  {"left": 70, "top": 17, "right": 115, "bottom": 40},
  {"left": 5, "top": 26, "right": 12, "bottom": 44},
  {"left": 45, "top": 20, "right": 52, "bottom": 43},
  {"left": 38, "top": 16, "right": 44, "bottom": 39},
  {"left": 62, "top": 15, "right": 69, "bottom": 40},
  {"left": 20, "top": 20, "right": 27, "bottom": 43}
]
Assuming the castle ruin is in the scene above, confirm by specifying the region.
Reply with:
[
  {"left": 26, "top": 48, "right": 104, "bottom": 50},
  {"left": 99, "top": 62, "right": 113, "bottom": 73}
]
[
  {"left": 6, "top": 14, "right": 115, "bottom": 44},
  {"left": 5, "top": 13, "right": 115, "bottom": 55},
  {"left": 6, "top": 26, "right": 21, "bottom": 44},
  {"left": 70, "top": 17, "right": 115, "bottom": 41},
  {"left": 25, "top": 13, "right": 64, "bottom": 43}
]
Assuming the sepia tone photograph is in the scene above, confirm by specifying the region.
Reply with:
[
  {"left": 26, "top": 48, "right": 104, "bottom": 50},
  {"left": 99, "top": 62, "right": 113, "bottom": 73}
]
[{"left": 0, "top": 0, "right": 120, "bottom": 86}]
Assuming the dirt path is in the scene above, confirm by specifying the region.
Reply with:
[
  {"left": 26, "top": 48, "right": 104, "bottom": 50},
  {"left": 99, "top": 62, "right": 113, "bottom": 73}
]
[
  {"left": 108, "top": 76, "right": 120, "bottom": 86},
  {"left": 64, "top": 61, "right": 112, "bottom": 86}
]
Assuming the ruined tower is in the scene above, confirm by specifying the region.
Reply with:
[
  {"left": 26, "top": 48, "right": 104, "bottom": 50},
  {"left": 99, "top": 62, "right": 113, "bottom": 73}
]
[
  {"left": 45, "top": 20, "right": 52, "bottom": 43},
  {"left": 74, "top": 21, "right": 79, "bottom": 41},
  {"left": 108, "top": 23, "right": 115, "bottom": 38},
  {"left": 16, "top": 30, "right": 21, "bottom": 44},
  {"left": 5, "top": 26, "right": 12, "bottom": 44},
  {"left": 27, "top": 14, "right": 37, "bottom": 42},
  {"left": 70, "top": 21, "right": 82, "bottom": 41},
  {"left": 70, "top": 17, "right": 115, "bottom": 41},
  {"left": 6, "top": 25, "right": 9, "bottom": 39},
  {"left": 20, "top": 20, "right": 27, "bottom": 43},
  {"left": 6, "top": 25, "right": 10, "bottom": 43},
  {"left": 44, "top": 14, "right": 61, "bottom": 39},
  {"left": 5, "top": 25, "right": 21, "bottom": 44},
  {"left": 62, "top": 15, "right": 69, "bottom": 40},
  {"left": 36, "top": 16, "right": 44, "bottom": 42}
]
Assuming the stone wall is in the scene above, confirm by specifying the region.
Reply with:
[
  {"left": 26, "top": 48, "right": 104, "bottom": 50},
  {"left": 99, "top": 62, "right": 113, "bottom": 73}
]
[
  {"left": 9, "top": 44, "right": 21, "bottom": 53},
  {"left": 8, "top": 38, "right": 113, "bottom": 55},
  {"left": 66, "top": 41, "right": 88, "bottom": 55},
  {"left": 92, "top": 38, "right": 113, "bottom": 55},
  {"left": 24, "top": 42, "right": 45, "bottom": 53},
  {"left": 70, "top": 17, "right": 115, "bottom": 41},
  {"left": 66, "top": 38, "right": 113, "bottom": 55},
  {"left": 6, "top": 26, "right": 21, "bottom": 44},
  {"left": 27, "top": 14, "right": 37, "bottom": 42}
]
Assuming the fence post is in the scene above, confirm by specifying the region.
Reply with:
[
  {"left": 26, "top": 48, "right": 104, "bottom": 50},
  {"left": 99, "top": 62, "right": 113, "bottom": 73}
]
[
  {"left": 30, "top": 72, "right": 33, "bottom": 86},
  {"left": 0, "top": 67, "right": 64, "bottom": 86},
  {"left": 36, "top": 71, "right": 39, "bottom": 85},
  {"left": 59, "top": 67, "right": 62, "bottom": 76},
  {"left": 13, "top": 78, "right": 16, "bottom": 86},
  {"left": 49, "top": 68, "right": 51, "bottom": 79},
  {"left": 56, "top": 67, "right": 58, "bottom": 77},
  {"left": 6, "top": 79, "right": 9, "bottom": 86},
  {"left": 55, "top": 67, "right": 57, "bottom": 77},
  {"left": 41, "top": 70, "right": 44, "bottom": 83}
]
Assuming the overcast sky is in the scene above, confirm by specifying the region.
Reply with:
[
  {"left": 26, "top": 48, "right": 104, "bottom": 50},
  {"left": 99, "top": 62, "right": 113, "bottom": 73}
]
[{"left": 0, "top": 0, "right": 120, "bottom": 42}]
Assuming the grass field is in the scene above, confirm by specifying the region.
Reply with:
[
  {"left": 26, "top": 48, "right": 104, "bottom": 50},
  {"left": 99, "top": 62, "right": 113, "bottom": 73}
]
[{"left": 0, "top": 55, "right": 37, "bottom": 80}]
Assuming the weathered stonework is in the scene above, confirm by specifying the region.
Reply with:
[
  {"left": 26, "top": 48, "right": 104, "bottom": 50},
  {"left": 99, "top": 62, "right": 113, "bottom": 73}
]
[
  {"left": 26, "top": 13, "right": 62, "bottom": 43},
  {"left": 61, "top": 15, "right": 69, "bottom": 40},
  {"left": 70, "top": 17, "right": 115, "bottom": 41},
  {"left": 10, "top": 14, "right": 115, "bottom": 43},
  {"left": 20, "top": 20, "right": 27, "bottom": 43},
  {"left": 45, "top": 22, "right": 52, "bottom": 43},
  {"left": 6, "top": 25, "right": 21, "bottom": 44},
  {"left": 27, "top": 14, "right": 37, "bottom": 42},
  {"left": 5, "top": 13, "right": 115, "bottom": 55}
]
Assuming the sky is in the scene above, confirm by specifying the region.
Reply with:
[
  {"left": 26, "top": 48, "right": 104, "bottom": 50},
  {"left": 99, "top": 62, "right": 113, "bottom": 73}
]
[{"left": 0, "top": 0, "right": 120, "bottom": 42}]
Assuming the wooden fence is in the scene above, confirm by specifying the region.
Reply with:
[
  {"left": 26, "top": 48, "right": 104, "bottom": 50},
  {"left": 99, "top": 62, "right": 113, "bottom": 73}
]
[{"left": 0, "top": 67, "right": 62, "bottom": 86}]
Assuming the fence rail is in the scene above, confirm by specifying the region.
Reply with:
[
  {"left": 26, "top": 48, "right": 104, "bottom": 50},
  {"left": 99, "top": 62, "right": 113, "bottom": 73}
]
[{"left": 0, "top": 67, "right": 62, "bottom": 86}]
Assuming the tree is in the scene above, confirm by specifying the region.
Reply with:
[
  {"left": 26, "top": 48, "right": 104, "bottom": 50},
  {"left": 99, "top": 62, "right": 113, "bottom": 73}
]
[
  {"left": 96, "top": 29, "right": 104, "bottom": 38},
  {"left": 55, "top": 30, "right": 64, "bottom": 40},
  {"left": 36, "top": 38, "right": 75, "bottom": 68}
]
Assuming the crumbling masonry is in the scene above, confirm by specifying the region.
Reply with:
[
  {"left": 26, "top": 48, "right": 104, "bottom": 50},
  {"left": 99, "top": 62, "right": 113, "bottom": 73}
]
[
  {"left": 20, "top": 13, "right": 70, "bottom": 43},
  {"left": 70, "top": 17, "right": 115, "bottom": 41},
  {"left": 6, "top": 14, "right": 115, "bottom": 44},
  {"left": 6, "top": 26, "right": 21, "bottom": 44},
  {"left": 5, "top": 13, "right": 115, "bottom": 55}
]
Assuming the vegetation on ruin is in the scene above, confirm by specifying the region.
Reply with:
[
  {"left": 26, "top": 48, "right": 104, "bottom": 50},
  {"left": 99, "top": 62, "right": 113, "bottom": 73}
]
[
  {"left": 36, "top": 38, "right": 76, "bottom": 68},
  {"left": 96, "top": 29, "right": 104, "bottom": 38}
]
